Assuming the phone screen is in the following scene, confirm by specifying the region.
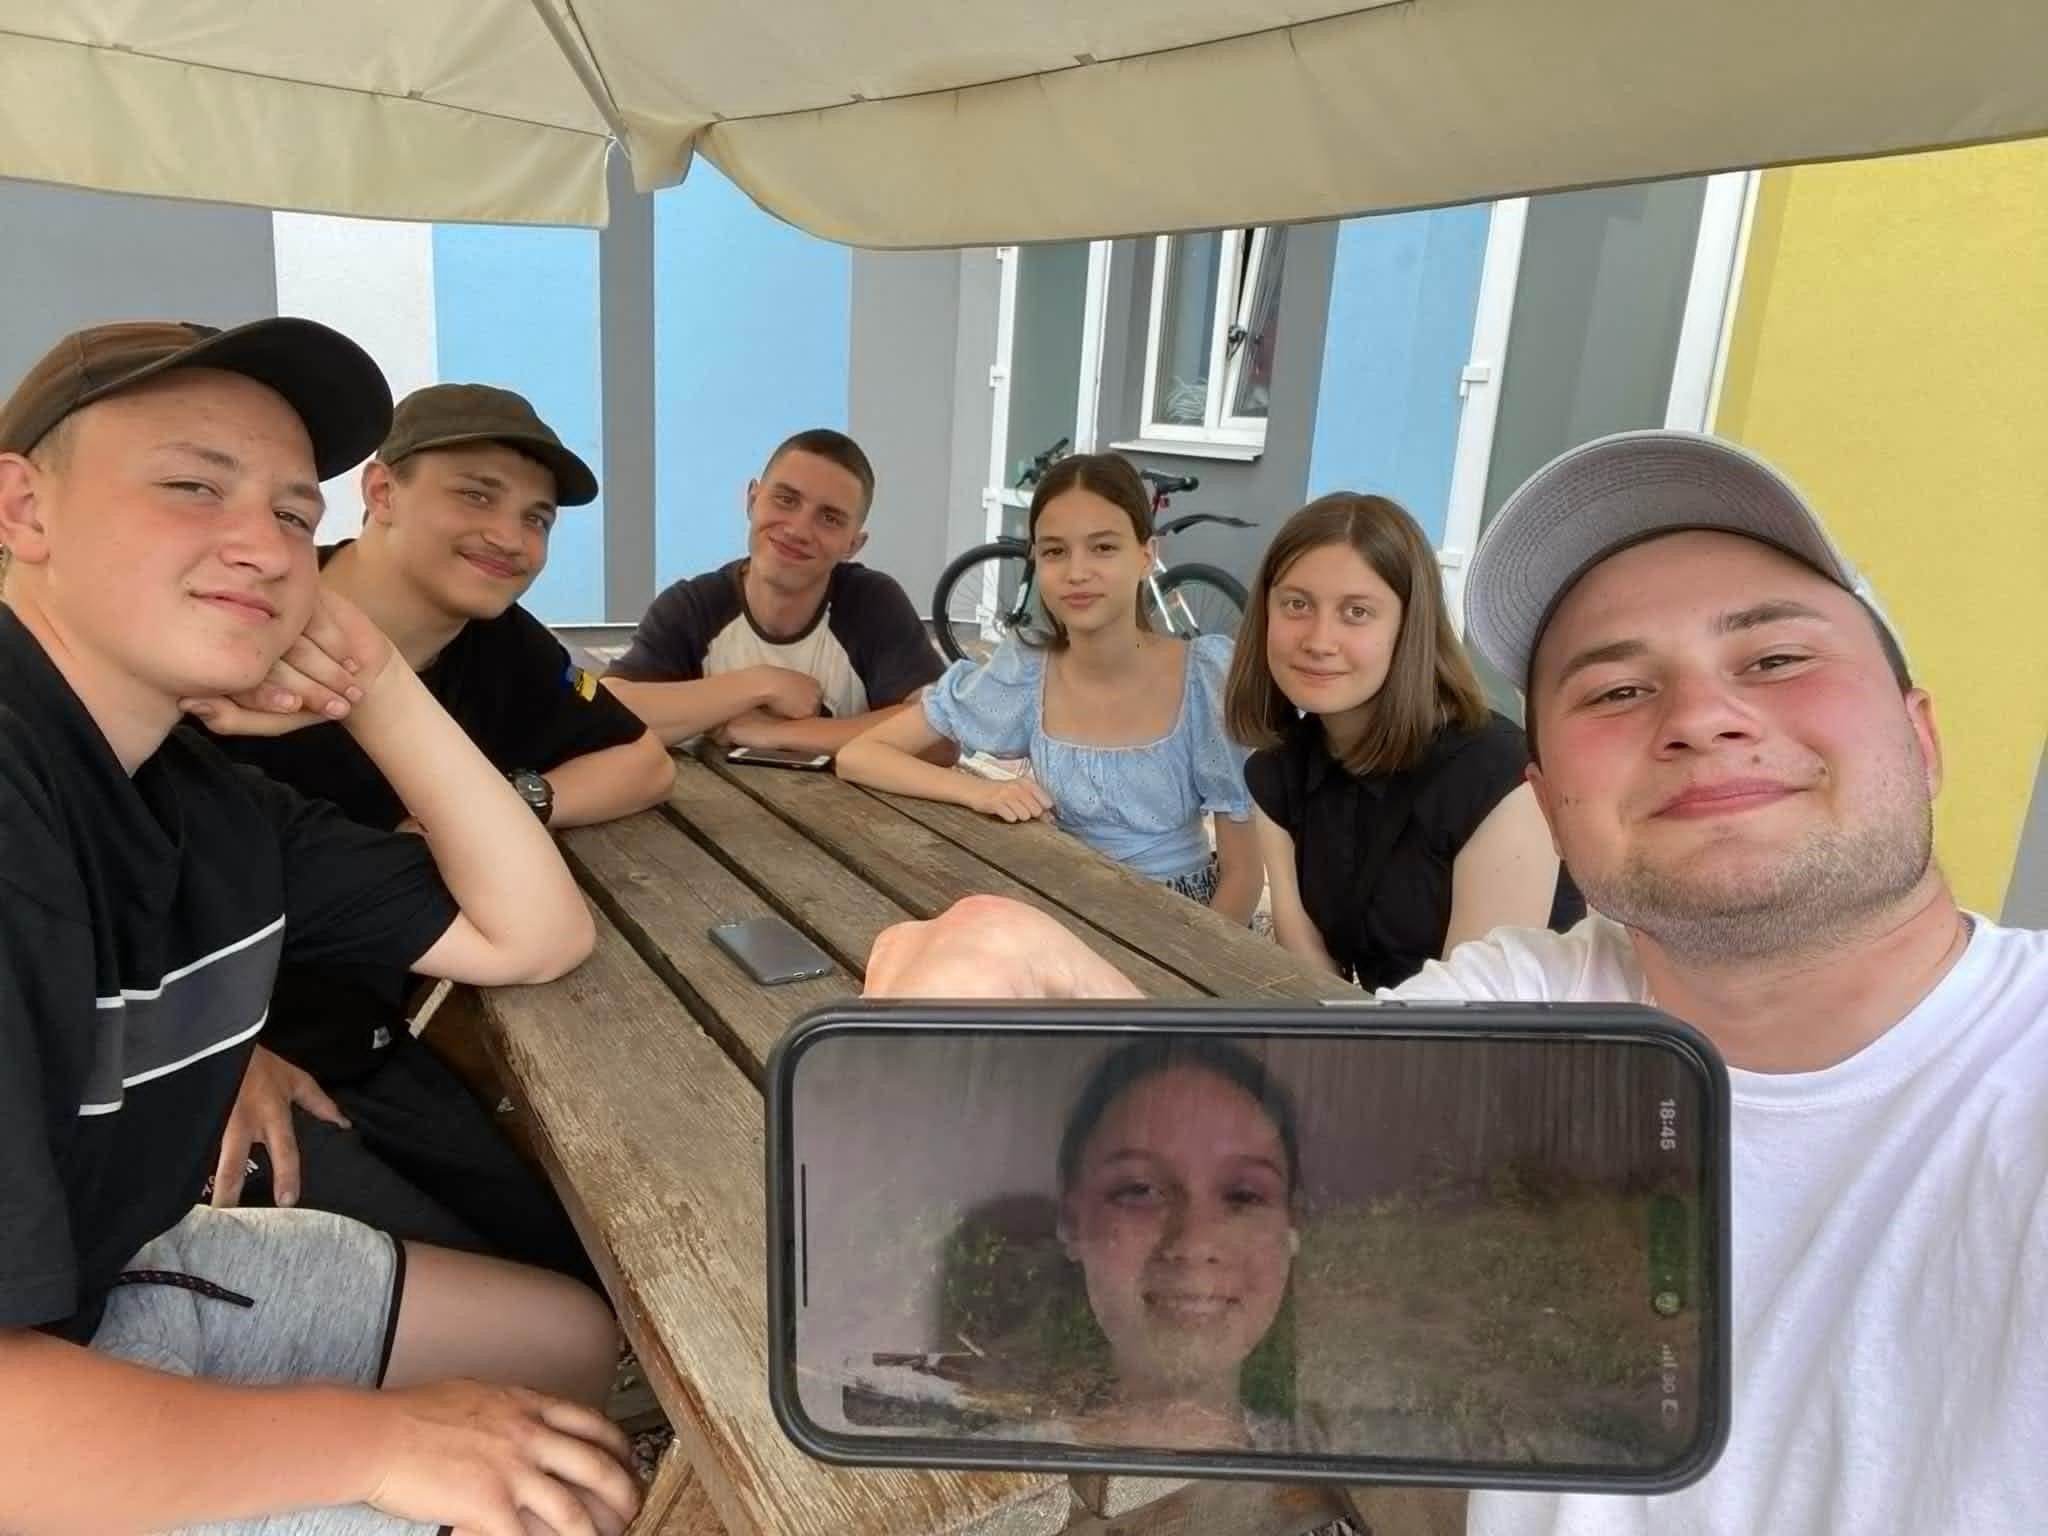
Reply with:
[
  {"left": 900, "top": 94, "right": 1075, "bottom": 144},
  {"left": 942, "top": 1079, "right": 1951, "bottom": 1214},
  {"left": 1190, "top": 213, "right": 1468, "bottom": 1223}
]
[{"left": 767, "top": 1006, "right": 1727, "bottom": 1492}]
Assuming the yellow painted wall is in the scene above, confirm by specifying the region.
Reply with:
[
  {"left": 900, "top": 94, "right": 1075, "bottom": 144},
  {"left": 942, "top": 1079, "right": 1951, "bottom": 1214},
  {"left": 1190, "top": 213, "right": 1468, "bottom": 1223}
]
[{"left": 1715, "top": 139, "right": 2048, "bottom": 914}]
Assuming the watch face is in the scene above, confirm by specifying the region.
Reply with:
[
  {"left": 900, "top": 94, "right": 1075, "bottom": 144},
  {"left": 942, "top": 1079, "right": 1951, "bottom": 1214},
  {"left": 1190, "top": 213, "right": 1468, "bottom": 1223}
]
[{"left": 508, "top": 770, "right": 552, "bottom": 817}]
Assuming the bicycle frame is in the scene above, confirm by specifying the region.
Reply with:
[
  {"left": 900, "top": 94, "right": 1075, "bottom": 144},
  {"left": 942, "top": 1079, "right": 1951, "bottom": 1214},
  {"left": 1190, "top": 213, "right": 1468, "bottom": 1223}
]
[
  {"left": 1144, "top": 551, "right": 1205, "bottom": 635},
  {"left": 943, "top": 438, "right": 1249, "bottom": 658}
]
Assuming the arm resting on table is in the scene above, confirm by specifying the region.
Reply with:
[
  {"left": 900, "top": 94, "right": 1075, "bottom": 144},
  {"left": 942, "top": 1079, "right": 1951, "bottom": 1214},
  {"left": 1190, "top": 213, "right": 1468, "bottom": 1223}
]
[
  {"left": 600, "top": 672, "right": 780, "bottom": 748},
  {"left": 835, "top": 706, "right": 986, "bottom": 808},
  {"left": 727, "top": 700, "right": 958, "bottom": 764},
  {"left": 547, "top": 732, "right": 677, "bottom": 828},
  {"left": 350, "top": 665, "right": 591, "bottom": 985}
]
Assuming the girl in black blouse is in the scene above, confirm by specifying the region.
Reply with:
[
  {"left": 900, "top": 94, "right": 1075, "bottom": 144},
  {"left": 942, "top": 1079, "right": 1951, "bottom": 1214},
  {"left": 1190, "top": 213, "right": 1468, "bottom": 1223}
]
[{"left": 1225, "top": 494, "right": 1582, "bottom": 990}]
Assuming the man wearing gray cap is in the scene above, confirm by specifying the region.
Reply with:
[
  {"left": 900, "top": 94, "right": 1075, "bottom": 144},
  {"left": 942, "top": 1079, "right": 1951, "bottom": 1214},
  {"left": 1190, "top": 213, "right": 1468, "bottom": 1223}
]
[
  {"left": 853, "top": 430, "right": 2048, "bottom": 1535},
  {"left": 0, "top": 321, "right": 639, "bottom": 1533}
]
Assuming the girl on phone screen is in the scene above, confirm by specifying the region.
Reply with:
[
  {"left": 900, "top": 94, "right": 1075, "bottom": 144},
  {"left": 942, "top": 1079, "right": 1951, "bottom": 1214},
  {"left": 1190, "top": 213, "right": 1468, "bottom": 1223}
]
[
  {"left": 835, "top": 454, "right": 1260, "bottom": 922},
  {"left": 1226, "top": 494, "right": 1581, "bottom": 989},
  {"left": 959, "top": 1037, "right": 1303, "bottom": 1451}
]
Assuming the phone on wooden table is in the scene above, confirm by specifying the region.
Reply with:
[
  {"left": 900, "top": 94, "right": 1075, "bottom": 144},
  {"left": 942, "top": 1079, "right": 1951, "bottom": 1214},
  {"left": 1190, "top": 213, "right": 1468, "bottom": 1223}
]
[
  {"left": 710, "top": 915, "right": 834, "bottom": 986},
  {"left": 728, "top": 745, "right": 833, "bottom": 771},
  {"left": 763, "top": 1001, "right": 1730, "bottom": 1494}
]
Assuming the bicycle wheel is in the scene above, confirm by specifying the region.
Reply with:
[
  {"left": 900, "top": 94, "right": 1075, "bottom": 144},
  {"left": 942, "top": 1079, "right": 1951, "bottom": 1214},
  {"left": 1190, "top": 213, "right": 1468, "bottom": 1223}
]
[
  {"left": 932, "top": 542, "right": 1035, "bottom": 664},
  {"left": 1153, "top": 562, "right": 1249, "bottom": 641}
]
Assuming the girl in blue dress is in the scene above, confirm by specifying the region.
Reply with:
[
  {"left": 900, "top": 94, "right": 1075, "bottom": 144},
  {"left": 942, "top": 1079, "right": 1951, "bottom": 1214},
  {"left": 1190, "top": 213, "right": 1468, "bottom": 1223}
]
[{"left": 835, "top": 453, "right": 1261, "bottom": 921}]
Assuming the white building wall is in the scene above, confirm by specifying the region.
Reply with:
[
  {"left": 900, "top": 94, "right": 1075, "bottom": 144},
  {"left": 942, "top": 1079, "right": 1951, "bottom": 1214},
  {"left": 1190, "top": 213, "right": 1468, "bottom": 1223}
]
[{"left": 271, "top": 213, "right": 439, "bottom": 536}]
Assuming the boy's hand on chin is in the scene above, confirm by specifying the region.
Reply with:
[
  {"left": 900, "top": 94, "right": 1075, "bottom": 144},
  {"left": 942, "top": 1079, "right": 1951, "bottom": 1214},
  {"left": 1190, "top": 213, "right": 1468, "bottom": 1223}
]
[{"left": 182, "top": 588, "right": 396, "bottom": 737}]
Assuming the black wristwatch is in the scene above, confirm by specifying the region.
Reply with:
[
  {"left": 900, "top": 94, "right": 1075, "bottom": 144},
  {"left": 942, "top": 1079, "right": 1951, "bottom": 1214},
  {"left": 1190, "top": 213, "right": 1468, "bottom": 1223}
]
[{"left": 506, "top": 768, "right": 554, "bottom": 825}]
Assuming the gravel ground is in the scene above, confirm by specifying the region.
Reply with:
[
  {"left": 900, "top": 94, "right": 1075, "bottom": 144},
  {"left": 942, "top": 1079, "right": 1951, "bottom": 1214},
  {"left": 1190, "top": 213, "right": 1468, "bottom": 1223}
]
[{"left": 630, "top": 1423, "right": 672, "bottom": 1484}]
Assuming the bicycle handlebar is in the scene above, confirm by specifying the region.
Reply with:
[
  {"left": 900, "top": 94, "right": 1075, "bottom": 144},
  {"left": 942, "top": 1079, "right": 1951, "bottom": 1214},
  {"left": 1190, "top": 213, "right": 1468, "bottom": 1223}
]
[
  {"left": 1139, "top": 469, "right": 1200, "bottom": 496},
  {"left": 1015, "top": 435, "right": 1073, "bottom": 488},
  {"left": 1157, "top": 511, "right": 1257, "bottom": 536}
]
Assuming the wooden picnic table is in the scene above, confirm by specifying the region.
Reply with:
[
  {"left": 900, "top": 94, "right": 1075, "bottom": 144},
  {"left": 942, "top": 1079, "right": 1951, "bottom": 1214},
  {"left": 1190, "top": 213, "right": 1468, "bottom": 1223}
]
[{"left": 466, "top": 748, "right": 1468, "bottom": 1536}]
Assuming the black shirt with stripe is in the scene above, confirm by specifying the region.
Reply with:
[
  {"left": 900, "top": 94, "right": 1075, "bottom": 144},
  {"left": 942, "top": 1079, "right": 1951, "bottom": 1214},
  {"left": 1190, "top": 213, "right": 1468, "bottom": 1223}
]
[
  {"left": 210, "top": 542, "right": 649, "bottom": 1081},
  {"left": 0, "top": 608, "right": 460, "bottom": 1342}
]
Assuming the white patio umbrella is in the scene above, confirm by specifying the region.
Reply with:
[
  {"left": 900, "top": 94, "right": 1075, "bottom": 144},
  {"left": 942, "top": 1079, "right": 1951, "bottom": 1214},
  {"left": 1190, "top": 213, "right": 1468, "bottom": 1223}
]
[{"left": 3, "top": 0, "right": 2045, "bottom": 245}]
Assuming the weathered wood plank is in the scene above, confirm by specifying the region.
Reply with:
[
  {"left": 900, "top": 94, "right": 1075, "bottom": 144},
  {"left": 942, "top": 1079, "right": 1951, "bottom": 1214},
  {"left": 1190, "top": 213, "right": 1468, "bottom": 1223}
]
[
  {"left": 633, "top": 1441, "right": 726, "bottom": 1535},
  {"left": 699, "top": 755, "right": 1202, "bottom": 1000},
  {"left": 476, "top": 913, "right": 1067, "bottom": 1536},
  {"left": 1070, "top": 1474, "right": 1190, "bottom": 1519},
  {"left": 1060, "top": 1478, "right": 1346, "bottom": 1536},
  {"left": 850, "top": 790, "right": 1357, "bottom": 1004},
  {"left": 662, "top": 755, "right": 916, "bottom": 973},
  {"left": 560, "top": 811, "right": 857, "bottom": 1080},
  {"left": 1338, "top": 1487, "right": 1468, "bottom": 1536}
]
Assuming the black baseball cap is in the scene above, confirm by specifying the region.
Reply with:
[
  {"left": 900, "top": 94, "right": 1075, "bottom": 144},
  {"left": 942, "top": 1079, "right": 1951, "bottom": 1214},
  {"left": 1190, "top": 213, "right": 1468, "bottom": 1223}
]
[{"left": 0, "top": 317, "right": 393, "bottom": 482}]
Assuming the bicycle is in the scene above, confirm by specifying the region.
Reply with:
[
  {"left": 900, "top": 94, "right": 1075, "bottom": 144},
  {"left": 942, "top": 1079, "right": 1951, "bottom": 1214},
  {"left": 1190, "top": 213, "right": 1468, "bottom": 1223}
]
[{"left": 930, "top": 435, "right": 1256, "bottom": 665}]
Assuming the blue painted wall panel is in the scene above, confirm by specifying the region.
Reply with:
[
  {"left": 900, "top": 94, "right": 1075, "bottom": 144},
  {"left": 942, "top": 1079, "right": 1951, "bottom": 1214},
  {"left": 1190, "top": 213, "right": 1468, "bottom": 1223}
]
[
  {"left": 653, "top": 165, "right": 851, "bottom": 585},
  {"left": 432, "top": 224, "right": 605, "bottom": 622},
  {"left": 1304, "top": 206, "right": 1490, "bottom": 544}
]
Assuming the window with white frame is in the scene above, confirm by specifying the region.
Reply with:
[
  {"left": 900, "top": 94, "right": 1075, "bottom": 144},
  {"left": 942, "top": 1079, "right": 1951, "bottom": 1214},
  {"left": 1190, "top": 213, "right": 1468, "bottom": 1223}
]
[{"left": 1139, "top": 225, "right": 1286, "bottom": 449}]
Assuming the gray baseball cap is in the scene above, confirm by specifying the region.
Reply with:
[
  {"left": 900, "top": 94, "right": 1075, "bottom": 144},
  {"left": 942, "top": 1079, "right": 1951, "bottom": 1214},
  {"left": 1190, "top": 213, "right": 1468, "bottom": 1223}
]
[{"left": 1463, "top": 429, "right": 1875, "bottom": 689}]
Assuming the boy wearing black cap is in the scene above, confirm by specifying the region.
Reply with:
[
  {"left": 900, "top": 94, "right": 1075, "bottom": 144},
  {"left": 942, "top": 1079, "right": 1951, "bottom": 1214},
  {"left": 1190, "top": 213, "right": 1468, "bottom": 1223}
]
[
  {"left": 207, "top": 383, "right": 672, "bottom": 1283},
  {"left": 0, "top": 322, "right": 639, "bottom": 1534}
]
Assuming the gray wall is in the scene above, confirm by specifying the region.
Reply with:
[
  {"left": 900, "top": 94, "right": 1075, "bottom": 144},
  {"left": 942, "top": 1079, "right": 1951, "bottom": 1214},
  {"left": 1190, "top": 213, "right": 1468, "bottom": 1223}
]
[
  {"left": 1469, "top": 178, "right": 1710, "bottom": 712},
  {"left": 1003, "top": 242, "right": 1089, "bottom": 474},
  {"left": 849, "top": 249, "right": 1000, "bottom": 615},
  {"left": 598, "top": 151, "right": 658, "bottom": 623},
  {"left": 1480, "top": 180, "right": 1707, "bottom": 517},
  {"left": 2005, "top": 745, "right": 2048, "bottom": 928},
  {"left": 1094, "top": 224, "right": 1340, "bottom": 590},
  {"left": 0, "top": 178, "right": 278, "bottom": 392}
]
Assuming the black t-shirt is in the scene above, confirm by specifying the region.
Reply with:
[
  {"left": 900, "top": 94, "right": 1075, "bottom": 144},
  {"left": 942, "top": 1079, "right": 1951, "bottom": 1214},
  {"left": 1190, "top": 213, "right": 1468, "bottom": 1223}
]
[
  {"left": 1244, "top": 711, "right": 1584, "bottom": 991},
  {"left": 0, "top": 609, "right": 460, "bottom": 1343},
  {"left": 211, "top": 542, "right": 651, "bottom": 1081},
  {"left": 605, "top": 559, "right": 944, "bottom": 716}
]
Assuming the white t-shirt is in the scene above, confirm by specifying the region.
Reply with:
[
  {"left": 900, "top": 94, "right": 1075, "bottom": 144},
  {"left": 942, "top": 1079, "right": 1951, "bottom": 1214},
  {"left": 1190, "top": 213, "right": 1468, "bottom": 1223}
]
[{"left": 1388, "top": 913, "right": 2048, "bottom": 1536}]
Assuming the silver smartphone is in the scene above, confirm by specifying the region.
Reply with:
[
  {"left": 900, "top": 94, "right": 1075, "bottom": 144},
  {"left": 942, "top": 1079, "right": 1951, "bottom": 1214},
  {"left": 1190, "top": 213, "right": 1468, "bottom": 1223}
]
[
  {"left": 727, "top": 745, "right": 833, "bottom": 771},
  {"left": 765, "top": 1002, "right": 1730, "bottom": 1495},
  {"left": 710, "top": 915, "right": 834, "bottom": 985}
]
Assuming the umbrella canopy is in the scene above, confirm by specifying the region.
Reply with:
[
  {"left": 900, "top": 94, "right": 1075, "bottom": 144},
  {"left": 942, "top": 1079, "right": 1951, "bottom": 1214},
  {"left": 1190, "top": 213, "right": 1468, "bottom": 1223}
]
[{"left": 4, "top": 0, "right": 2045, "bottom": 246}]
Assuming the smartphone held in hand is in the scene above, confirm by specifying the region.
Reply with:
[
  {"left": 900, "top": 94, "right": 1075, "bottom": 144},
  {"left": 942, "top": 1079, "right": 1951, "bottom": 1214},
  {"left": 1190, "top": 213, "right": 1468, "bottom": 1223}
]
[{"left": 764, "top": 1002, "right": 1730, "bottom": 1494}]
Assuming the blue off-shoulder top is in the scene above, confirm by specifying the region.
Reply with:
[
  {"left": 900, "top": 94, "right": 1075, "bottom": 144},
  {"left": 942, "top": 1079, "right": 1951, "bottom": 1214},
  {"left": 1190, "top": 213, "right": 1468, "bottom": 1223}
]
[{"left": 922, "top": 632, "right": 1251, "bottom": 882}]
